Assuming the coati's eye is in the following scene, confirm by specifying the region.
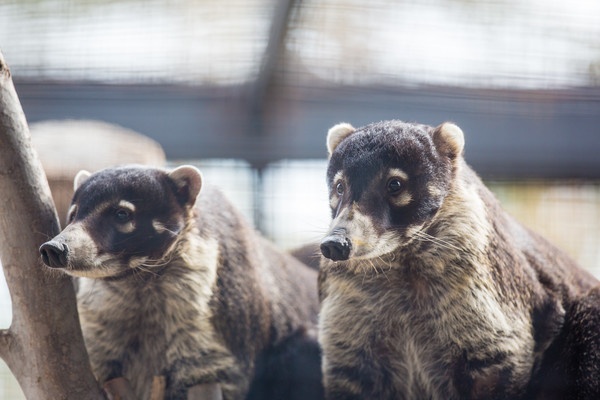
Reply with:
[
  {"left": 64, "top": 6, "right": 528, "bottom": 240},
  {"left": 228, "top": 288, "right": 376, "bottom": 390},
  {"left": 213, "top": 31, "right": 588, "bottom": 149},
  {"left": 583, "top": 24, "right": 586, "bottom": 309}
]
[
  {"left": 114, "top": 208, "right": 132, "bottom": 222},
  {"left": 387, "top": 178, "right": 402, "bottom": 195},
  {"left": 335, "top": 182, "right": 344, "bottom": 196}
]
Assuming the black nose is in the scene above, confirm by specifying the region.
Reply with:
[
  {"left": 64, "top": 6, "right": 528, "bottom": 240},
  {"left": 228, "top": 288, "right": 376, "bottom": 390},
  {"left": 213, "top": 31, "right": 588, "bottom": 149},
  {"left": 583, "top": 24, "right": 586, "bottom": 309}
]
[
  {"left": 320, "top": 233, "right": 351, "bottom": 261},
  {"left": 39, "top": 240, "right": 69, "bottom": 268}
]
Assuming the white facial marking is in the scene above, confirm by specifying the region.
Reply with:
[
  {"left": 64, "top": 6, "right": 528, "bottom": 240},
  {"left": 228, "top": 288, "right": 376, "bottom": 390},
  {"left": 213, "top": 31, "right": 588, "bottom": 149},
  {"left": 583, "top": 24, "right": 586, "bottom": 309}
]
[
  {"left": 152, "top": 219, "right": 171, "bottom": 234},
  {"left": 333, "top": 171, "right": 344, "bottom": 186},
  {"left": 67, "top": 204, "right": 77, "bottom": 223},
  {"left": 118, "top": 200, "right": 136, "bottom": 213},
  {"left": 92, "top": 200, "right": 135, "bottom": 217},
  {"left": 330, "top": 170, "right": 345, "bottom": 209},
  {"left": 392, "top": 191, "right": 413, "bottom": 207},
  {"left": 388, "top": 168, "right": 409, "bottom": 181},
  {"left": 404, "top": 223, "right": 425, "bottom": 238},
  {"left": 115, "top": 221, "right": 135, "bottom": 234}
]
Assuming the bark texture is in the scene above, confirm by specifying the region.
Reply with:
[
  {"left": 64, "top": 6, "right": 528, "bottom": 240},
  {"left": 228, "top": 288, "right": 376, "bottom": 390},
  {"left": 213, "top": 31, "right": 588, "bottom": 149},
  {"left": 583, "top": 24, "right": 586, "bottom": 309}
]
[{"left": 0, "top": 50, "right": 105, "bottom": 399}]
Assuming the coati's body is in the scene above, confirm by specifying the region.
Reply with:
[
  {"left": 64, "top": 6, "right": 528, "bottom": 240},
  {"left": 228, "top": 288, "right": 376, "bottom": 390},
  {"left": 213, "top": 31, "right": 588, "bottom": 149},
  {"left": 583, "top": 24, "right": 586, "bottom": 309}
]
[
  {"left": 40, "top": 165, "right": 322, "bottom": 400},
  {"left": 318, "top": 120, "right": 600, "bottom": 400}
]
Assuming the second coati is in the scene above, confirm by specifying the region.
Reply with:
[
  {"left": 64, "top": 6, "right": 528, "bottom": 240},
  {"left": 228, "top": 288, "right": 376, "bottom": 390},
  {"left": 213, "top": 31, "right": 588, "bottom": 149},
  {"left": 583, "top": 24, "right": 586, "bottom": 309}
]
[
  {"left": 318, "top": 120, "right": 600, "bottom": 399},
  {"left": 39, "top": 165, "right": 323, "bottom": 400}
]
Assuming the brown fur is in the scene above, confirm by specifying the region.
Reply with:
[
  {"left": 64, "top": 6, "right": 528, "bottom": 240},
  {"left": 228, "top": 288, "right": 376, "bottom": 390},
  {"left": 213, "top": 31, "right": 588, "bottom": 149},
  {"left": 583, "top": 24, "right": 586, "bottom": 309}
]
[
  {"left": 40, "top": 165, "right": 323, "bottom": 400},
  {"left": 318, "top": 120, "right": 600, "bottom": 400}
]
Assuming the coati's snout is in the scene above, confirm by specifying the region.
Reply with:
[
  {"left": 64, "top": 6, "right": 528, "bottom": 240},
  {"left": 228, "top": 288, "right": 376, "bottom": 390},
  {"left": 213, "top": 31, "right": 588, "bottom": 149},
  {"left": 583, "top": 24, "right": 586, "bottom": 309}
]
[
  {"left": 40, "top": 238, "right": 69, "bottom": 268},
  {"left": 39, "top": 222, "right": 105, "bottom": 276},
  {"left": 320, "top": 228, "right": 351, "bottom": 261},
  {"left": 321, "top": 205, "right": 403, "bottom": 261},
  {"left": 39, "top": 164, "right": 203, "bottom": 278}
]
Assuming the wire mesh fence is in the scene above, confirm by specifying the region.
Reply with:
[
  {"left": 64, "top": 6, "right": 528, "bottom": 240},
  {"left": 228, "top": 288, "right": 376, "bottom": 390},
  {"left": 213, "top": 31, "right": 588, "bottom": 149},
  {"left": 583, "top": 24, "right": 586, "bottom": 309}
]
[{"left": 1, "top": 0, "right": 599, "bottom": 87}]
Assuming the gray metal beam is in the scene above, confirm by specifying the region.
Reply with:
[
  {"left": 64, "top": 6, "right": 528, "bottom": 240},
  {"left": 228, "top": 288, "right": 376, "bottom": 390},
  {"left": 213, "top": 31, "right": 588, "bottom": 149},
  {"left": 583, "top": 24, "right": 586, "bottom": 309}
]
[{"left": 14, "top": 80, "right": 600, "bottom": 179}]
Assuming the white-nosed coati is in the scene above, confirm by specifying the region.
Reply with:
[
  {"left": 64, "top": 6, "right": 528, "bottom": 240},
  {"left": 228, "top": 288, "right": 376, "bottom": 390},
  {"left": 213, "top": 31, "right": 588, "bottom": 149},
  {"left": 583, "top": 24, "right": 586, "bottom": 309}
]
[
  {"left": 39, "top": 165, "right": 324, "bottom": 400},
  {"left": 318, "top": 120, "right": 600, "bottom": 400}
]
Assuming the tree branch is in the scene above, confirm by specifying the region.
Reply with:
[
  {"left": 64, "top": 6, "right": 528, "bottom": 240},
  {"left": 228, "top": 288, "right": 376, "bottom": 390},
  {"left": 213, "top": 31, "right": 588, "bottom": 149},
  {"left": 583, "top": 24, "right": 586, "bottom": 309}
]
[
  {"left": 0, "top": 329, "right": 14, "bottom": 362},
  {"left": 0, "top": 50, "right": 105, "bottom": 399}
]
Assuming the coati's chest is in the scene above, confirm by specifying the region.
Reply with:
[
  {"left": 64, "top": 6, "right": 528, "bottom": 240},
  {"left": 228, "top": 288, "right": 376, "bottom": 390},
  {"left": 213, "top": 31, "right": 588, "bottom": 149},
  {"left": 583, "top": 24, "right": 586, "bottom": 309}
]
[
  {"left": 319, "top": 272, "right": 537, "bottom": 400},
  {"left": 76, "top": 263, "right": 228, "bottom": 399}
]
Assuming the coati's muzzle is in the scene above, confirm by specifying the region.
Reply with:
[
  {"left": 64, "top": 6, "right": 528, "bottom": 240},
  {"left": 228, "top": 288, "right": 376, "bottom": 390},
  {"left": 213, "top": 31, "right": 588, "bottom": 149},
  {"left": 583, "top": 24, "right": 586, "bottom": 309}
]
[
  {"left": 321, "top": 206, "right": 404, "bottom": 262},
  {"left": 38, "top": 223, "right": 103, "bottom": 277},
  {"left": 40, "top": 237, "right": 69, "bottom": 269},
  {"left": 320, "top": 228, "right": 352, "bottom": 261}
]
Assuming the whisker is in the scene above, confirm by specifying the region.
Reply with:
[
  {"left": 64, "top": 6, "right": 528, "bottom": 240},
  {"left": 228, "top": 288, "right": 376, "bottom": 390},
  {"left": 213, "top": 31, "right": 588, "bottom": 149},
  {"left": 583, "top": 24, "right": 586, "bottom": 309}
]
[
  {"left": 157, "top": 227, "right": 180, "bottom": 236},
  {"left": 368, "top": 258, "right": 377, "bottom": 275},
  {"left": 33, "top": 230, "right": 55, "bottom": 241},
  {"left": 140, "top": 252, "right": 176, "bottom": 269},
  {"left": 413, "top": 236, "right": 453, "bottom": 251},
  {"left": 376, "top": 255, "right": 391, "bottom": 281},
  {"left": 135, "top": 264, "right": 161, "bottom": 277},
  {"left": 141, "top": 255, "right": 173, "bottom": 268},
  {"left": 412, "top": 231, "right": 461, "bottom": 251},
  {"left": 418, "top": 230, "right": 459, "bottom": 249},
  {"left": 130, "top": 266, "right": 144, "bottom": 282}
]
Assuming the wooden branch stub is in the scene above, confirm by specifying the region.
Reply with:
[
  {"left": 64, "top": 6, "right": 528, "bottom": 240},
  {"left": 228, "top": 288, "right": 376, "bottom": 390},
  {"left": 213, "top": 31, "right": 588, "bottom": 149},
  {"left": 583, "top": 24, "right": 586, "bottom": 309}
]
[
  {"left": 0, "top": 329, "right": 15, "bottom": 362},
  {"left": 103, "top": 377, "right": 136, "bottom": 400},
  {"left": 150, "top": 375, "right": 166, "bottom": 400},
  {"left": 187, "top": 383, "right": 223, "bottom": 400}
]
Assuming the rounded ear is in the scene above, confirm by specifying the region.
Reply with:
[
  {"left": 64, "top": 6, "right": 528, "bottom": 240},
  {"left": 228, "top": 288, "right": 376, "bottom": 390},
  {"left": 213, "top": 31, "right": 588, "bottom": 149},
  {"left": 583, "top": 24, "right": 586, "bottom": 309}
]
[
  {"left": 168, "top": 165, "right": 203, "bottom": 207},
  {"left": 326, "top": 123, "right": 356, "bottom": 157},
  {"left": 432, "top": 122, "right": 465, "bottom": 159},
  {"left": 73, "top": 170, "right": 92, "bottom": 191}
]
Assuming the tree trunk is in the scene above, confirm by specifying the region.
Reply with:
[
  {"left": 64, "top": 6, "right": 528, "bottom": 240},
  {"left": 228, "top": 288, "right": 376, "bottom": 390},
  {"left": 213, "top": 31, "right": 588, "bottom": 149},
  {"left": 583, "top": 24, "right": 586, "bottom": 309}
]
[{"left": 0, "top": 50, "right": 105, "bottom": 399}]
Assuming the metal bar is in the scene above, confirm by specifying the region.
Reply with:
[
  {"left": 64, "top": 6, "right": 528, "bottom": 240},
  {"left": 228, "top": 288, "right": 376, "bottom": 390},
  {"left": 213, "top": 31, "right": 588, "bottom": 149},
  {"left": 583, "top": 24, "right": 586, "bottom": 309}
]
[{"left": 15, "top": 80, "right": 600, "bottom": 179}]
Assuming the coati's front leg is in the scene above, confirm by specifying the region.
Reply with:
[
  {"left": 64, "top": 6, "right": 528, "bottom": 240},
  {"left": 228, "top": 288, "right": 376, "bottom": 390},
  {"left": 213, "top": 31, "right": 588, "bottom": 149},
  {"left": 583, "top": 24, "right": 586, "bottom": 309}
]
[
  {"left": 165, "top": 344, "right": 249, "bottom": 400},
  {"left": 186, "top": 383, "right": 223, "bottom": 400},
  {"left": 80, "top": 320, "right": 132, "bottom": 387},
  {"left": 322, "top": 350, "right": 390, "bottom": 400}
]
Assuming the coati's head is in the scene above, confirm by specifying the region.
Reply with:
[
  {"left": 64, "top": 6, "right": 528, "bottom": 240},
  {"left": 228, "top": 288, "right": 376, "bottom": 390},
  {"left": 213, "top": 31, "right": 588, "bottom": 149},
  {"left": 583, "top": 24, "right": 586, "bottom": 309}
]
[
  {"left": 39, "top": 165, "right": 202, "bottom": 278},
  {"left": 320, "top": 120, "right": 465, "bottom": 262}
]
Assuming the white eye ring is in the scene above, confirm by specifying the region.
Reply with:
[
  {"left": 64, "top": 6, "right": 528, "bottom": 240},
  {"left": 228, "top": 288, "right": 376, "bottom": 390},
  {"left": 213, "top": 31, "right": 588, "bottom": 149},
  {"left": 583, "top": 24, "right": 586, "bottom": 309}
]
[{"left": 335, "top": 181, "right": 344, "bottom": 196}]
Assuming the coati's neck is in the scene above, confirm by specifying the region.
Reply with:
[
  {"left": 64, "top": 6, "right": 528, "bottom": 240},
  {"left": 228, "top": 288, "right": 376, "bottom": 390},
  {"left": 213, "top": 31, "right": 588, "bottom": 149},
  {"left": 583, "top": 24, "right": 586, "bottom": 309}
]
[
  {"left": 427, "top": 163, "right": 491, "bottom": 254},
  {"left": 393, "top": 162, "right": 494, "bottom": 281}
]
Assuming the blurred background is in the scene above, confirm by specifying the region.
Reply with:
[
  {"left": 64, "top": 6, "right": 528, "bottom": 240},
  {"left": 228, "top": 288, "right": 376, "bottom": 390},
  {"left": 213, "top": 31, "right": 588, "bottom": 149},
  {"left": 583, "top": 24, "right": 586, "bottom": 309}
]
[{"left": 1, "top": 0, "right": 600, "bottom": 397}]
